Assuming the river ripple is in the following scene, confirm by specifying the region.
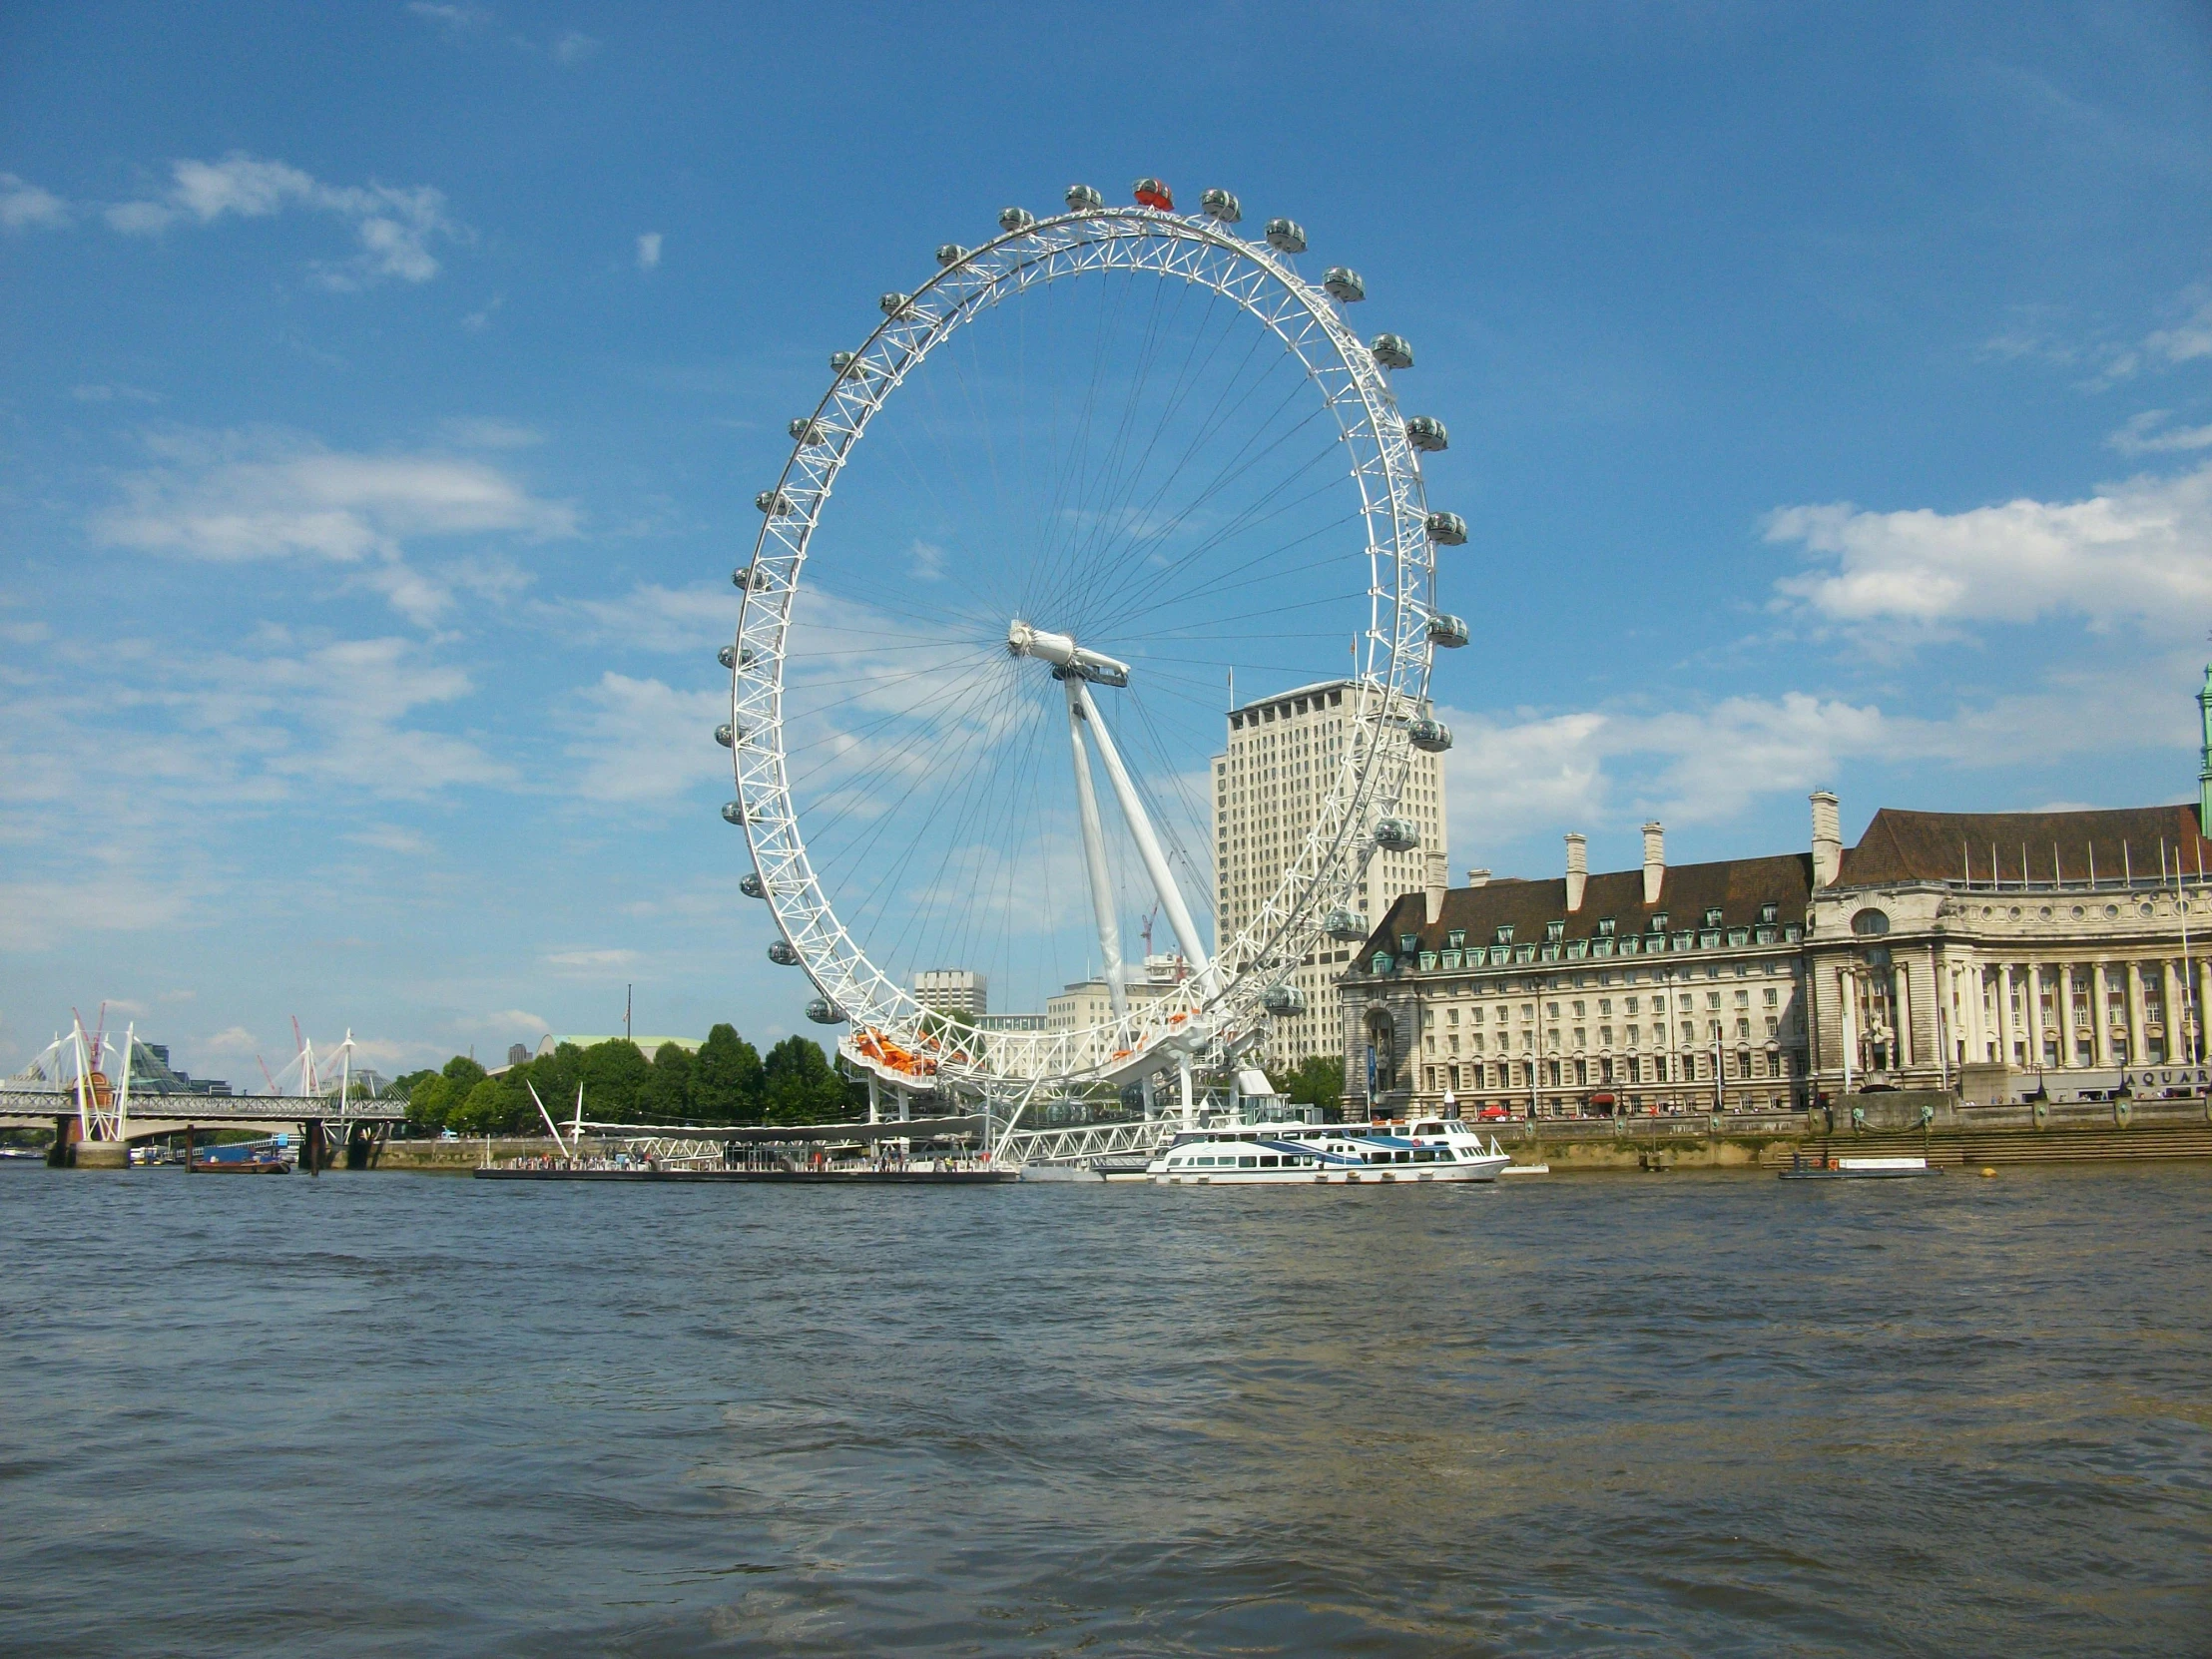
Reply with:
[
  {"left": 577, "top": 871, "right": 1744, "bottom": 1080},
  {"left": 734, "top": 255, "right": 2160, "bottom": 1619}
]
[{"left": 1, "top": 1162, "right": 2206, "bottom": 1655}]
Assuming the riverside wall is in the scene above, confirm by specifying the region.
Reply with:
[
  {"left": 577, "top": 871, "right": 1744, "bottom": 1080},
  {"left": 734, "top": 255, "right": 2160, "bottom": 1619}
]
[{"left": 1487, "top": 1092, "right": 2212, "bottom": 1172}]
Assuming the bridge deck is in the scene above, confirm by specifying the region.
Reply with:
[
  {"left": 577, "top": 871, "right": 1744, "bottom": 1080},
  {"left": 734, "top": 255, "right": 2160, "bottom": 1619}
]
[{"left": 0, "top": 1089, "right": 404, "bottom": 1134}]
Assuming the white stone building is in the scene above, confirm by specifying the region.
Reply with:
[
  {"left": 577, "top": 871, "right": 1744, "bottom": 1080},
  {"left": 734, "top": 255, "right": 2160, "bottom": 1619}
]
[
  {"left": 912, "top": 968, "right": 987, "bottom": 1020},
  {"left": 1211, "top": 679, "right": 1446, "bottom": 1068}
]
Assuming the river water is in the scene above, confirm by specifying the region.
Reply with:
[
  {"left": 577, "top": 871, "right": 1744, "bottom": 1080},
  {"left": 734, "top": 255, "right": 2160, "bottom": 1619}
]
[{"left": 1, "top": 1162, "right": 2206, "bottom": 1656}]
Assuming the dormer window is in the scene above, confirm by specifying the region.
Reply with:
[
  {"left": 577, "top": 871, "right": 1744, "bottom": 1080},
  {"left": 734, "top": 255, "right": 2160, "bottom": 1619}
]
[
  {"left": 1648, "top": 912, "right": 1667, "bottom": 932},
  {"left": 1545, "top": 919, "right": 1565, "bottom": 942},
  {"left": 1445, "top": 929, "right": 1465, "bottom": 949},
  {"left": 1758, "top": 901, "right": 1778, "bottom": 924},
  {"left": 1595, "top": 917, "right": 1616, "bottom": 937},
  {"left": 1398, "top": 932, "right": 1419, "bottom": 954},
  {"left": 1703, "top": 906, "right": 1724, "bottom": 928},
  {"left": 1494, "top": 924, "right": 1514, "bottom": 945}
]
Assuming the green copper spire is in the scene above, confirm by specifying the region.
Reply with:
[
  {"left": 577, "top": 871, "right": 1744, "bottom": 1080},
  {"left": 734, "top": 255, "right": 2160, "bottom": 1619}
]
[{"left": 2200, "top": 663, "right": 2212, "bottom": 834}]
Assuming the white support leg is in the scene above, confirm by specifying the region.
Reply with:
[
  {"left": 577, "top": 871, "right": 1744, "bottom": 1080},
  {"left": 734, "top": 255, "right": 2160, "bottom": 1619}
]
[
  {"left": 1178, "top": 1054, "right": 1195, "bottom": 1129},
  {"left": 1065, "top": 679, "right": 1129, "bottom": 1023},
  {"left": 1074, "top": 681, "right": 1212, "bottom": 980}
]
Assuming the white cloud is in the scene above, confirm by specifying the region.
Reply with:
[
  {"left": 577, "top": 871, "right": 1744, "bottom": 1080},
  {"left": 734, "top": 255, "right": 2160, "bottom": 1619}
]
[
  {"left": 94, "top": 431, "right": 577, "bottom": 623},
  {"left": 565, "top": 673, "right": 727, "bottom": 804},
  {"left": 486, "top": 1009, "right": 550, "bottom": 1031},
  {"left": 544, "top": 949, "right": 636, "bottom": 971},
  {"left": 2145, "top": 295, "right": 2212, "bottom": 367},
  {"left": 406, "top": 1, "right": 492, "bottom": 28},
  {"left": 1765, "top": 461, "right": 2212, "bottom": 636},
  {"left": 0, "top": 173, "right": 68, "bottom": 230},
  {"left": 1441, "top": 656, "right": 2197, "bottom": 866},
  {"left": 636, "top": 232, "right": 662, "bottom": 271},
  {"left": 71, "top": 382, "right": 162, "bottom": 404},
  {"left": 104, "top": 152, "right": 462, "bottom": 286},
  {"left": 553, "top": 30, "right": 599, "bottom": 62},
  {"left": 552, "top": 581, "right": 738, "bottom": 654},
  {"left": 909, "top": 539, "right": 945, "bottom": 581},
  {"left": 2107, "top": 410, "right": 2212, "bottom": 455},
  {"left": 346, "top": 824, "right": 431, "bottom": 854},
  {"left": 0, "top": 870, "right": 196, "bottom": 951}
]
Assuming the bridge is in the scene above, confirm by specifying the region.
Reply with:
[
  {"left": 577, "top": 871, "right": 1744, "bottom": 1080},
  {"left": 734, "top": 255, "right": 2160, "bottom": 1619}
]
[{"left": 0, "top": 1089, "right": 406, "bottom": 1171}]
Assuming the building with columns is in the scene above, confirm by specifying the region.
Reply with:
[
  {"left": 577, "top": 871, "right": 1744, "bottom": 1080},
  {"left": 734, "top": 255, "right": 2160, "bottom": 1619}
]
[
  {"left": 1805, "top": 800, "right": 2212, "bottom": 1100},
  {"left": 1339, "top": 820, "right": 1815, "bottom": 1118}
]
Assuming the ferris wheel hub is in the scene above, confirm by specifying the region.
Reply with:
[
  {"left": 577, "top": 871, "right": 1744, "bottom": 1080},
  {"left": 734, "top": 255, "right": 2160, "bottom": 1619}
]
[{"left": 1005, "top": 620, "right": 1130, "bottom": 688}]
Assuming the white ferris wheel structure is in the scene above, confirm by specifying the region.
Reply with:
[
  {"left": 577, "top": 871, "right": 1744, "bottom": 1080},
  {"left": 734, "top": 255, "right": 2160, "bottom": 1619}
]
[{"left": 718, "top": 179, "right": 1466, "bottom": 1159}]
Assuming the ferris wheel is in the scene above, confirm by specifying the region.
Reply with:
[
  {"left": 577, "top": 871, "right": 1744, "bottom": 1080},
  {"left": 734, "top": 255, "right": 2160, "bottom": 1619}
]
[{"left": 719, "top": 179, "right": 1464, "bottom": 1127}]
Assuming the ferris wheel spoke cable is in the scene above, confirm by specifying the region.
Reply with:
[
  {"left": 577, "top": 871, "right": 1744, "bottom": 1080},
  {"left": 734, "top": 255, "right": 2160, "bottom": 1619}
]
[
  {"left": 1063, "top": 333, "right": 1310, "bottom": 626},
  {"left": 816, "top": 667, "right": 1041, "bottom": 958}
]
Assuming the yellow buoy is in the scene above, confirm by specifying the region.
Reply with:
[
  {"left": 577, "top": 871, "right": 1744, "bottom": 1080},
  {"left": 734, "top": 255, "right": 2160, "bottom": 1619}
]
[{"left": 1979, "top": 1166, "right": 1997, "bottom": 1178}]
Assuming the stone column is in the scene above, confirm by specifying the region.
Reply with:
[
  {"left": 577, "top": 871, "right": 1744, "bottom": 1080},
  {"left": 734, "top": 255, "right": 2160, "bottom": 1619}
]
[
  {"left": 2126, "top": 960, "right": 2147, "bottom": 1069},
  {"left": 2161, "top": 959, "right": 2181, "bottom": 1064},
  {"left": 1895, "top": 965, "right": 1914, "bottom": 1069},
  {"left": 2023, "top": 963, "right": 2044, "bottom": 1070},
  {"left": 1964, "top": 958, "right": 1985, "bottom": 1063},
  {"left": 1994, "top": 963, "right": 2014, "bottom": 1069},
  {"left": 2092, "top": 961, "right": 2113, "bottom": 1067}
]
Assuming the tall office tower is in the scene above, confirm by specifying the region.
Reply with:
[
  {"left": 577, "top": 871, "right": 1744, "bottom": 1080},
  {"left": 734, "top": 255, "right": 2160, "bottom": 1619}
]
[
  {"left": 1211, "top": 680, "right": 1447, "bottom": 1068},
  {"left": 912, "top": 968, "right": 988, "bottom": 1019}
]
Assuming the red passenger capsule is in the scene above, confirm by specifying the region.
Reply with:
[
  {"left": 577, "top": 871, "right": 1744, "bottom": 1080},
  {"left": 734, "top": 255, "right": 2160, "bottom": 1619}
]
[{"left": 1133, "top": 177, "right": 1174, "bottom": 211}]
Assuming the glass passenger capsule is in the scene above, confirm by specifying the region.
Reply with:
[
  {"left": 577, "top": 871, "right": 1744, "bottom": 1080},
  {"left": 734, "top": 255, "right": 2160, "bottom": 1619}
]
[
  {"left": 1408, "top": 718, "right": 1453, "bottom": 754},
  {"left": 1132, "top": 178, "right": 1174, "bottom": 211},
  {"left": 878, "top": 291, "right": 912, "bottom": 316},
  {"left": 1262, "top": 983, "right": 1308, "bottom": 1016},
  {"left": 1404, "top": 415, "right": 1448, "bottom": 452},
  {"left": 830, "top": 350, "right": 856, "bottom": 375},
  {"left": 1370, "top": 333, "right": 1413, "bottom": 370},
  {"left": 1425, "top": 511, "right": 1467, "bottom": 546},
  {"left": 788, "top": 417, "right": 827, "bottom": 445},
  {"left": 997, "top": 207, "right": 1036, "bottom": 233},
  {"left": 1375, "top": 817, "right": 1419, "bottom": 851},
  {"left": 1426, "top": 612, "right": 1469, "bottom": 649},
  {"left": 1324, "top": 268, "right": 1366, "bottom": 302},
  {"left": 805, "top": 997, "right": 846, "bottom": 1025},
  {"left": 1323, "top": 907, "right": 1369, "bottom": 941},
  {"left": 714, "top": 724, "right": 735, "bottom": 749},
  {"left": 739, "top": 872, "right": 766, "bottom": 899},
  {"left": 1265, "top": 218, "right": 1307, "bottom": 254},
  {"left": 1201, "top": 188, "right": 1241, "bottom": 224},
  {"left": 732, "top": 562, "right": 770, "bottom": 590},
  {"left": 934, "top": 244, "right": 969, "bottom": 268},
  {"left": 767, "top": 941, "right": 801, "bottom": 966},
  {"left": 754, "top": 490, "right": 793, "bottom": 515},
  {"left": 721, "top": 801, "right": 748, "bottom": 825},
  {"left": 1065, "top": 183, "right": 1104, "bottom": 211},
  {"left": 717, "top": 644, "right": 737, "bottom": 670}
]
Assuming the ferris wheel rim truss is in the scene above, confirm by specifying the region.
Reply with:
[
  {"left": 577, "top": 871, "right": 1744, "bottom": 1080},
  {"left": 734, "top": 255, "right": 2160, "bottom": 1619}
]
[{"left": 728, "top": 203, "right": 1441, "bottom": 1099}]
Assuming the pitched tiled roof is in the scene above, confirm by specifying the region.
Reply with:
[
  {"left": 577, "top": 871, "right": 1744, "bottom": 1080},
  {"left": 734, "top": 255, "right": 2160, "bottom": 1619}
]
[
  {"left": 1359, "top": 851, "right": 1814, "bottom": 959},
  {"left": 1838, "top": 804, "right": 2212, "bottom": 887}
]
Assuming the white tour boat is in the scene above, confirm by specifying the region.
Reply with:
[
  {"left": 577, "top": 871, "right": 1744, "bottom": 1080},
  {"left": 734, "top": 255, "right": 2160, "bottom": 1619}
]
[{"left": 1147, "top": 1116, "right": 1512, "bottom": 1186}]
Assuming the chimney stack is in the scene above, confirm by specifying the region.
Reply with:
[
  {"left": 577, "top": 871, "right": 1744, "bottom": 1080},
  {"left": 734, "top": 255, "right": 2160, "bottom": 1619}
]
[
  {"left": 1465, "top": 867, "right": 1491, "bottom": 887},
  {"left": 1642, "top": 822, "right": 1665, "bottom": 906},
  {"left": 1423, "top": 849, "right": 1448, "bottom": 924},
  {"left": 1564, "top": 832, "right": 1588, "bottom": 912},
  {"left": 1811, "top": 791, "right": 1843, "bottom": 887}
]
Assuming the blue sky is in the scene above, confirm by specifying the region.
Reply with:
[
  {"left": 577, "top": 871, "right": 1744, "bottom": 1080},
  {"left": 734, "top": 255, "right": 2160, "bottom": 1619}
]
[{"left": 4, "top": 2, "right": 2210, "bottom": 1082}]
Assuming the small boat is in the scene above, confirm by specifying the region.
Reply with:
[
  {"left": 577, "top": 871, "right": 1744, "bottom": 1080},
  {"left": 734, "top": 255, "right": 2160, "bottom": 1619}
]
[
  {"left": 1499, "top": 1162, "right": 1550, "bottom": 1177},
  {"left": 189, "top": 1156, "right": 292, "bottom": 1174},
  {"left": 1779, "top": 1154, "right": 1940, "bottom": 1181},
  {"left": 1148, "top": 1116, "right": 1511, "bottom": 1185}
]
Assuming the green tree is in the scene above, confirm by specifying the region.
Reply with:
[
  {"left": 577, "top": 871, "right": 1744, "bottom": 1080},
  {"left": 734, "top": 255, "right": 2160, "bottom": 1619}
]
[
  {"left": 1275, "top": 1053, "right": 1345, "bottom": 1119},
  {"left": 527, "top": 1041, "right": 586, "bottom": 1125},
  {"left": 579, "top": 1039, "right": 651, "bottom": 1120},
  {"left": 762, "top": 1034, "right": 856, "bottom": 1125},
  {"left": 693, "top": 1023, "right": 764, "bottom": 1124},
  {"left": 641, "top": 1042, "right": 697, "bottom": 1120},
  {"left": 452, "top": 1076, "right": 513, "bottom": 1135},
  {"left": 402, "top": 1071, "right": 454, "bottom": 1132}
]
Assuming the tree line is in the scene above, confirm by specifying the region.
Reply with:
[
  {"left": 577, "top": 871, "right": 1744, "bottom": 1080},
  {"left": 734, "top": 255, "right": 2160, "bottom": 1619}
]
[{"left": 395, "top": 1025, "right": 860, "bottom": 1135}]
